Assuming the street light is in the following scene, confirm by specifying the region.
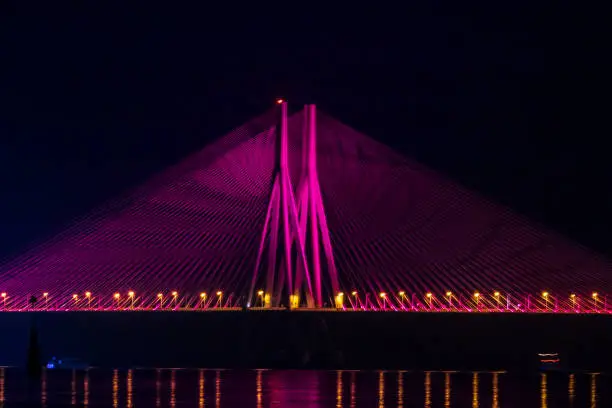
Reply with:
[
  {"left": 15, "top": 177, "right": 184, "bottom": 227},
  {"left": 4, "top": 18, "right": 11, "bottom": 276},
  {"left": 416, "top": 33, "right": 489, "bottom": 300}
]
[
  {"left": 256, "top": 290, "right": 264, "bottom": 307},
  {"left": 289, "top": 293, "right": 299, "bottom": 309},
  {"left": 335, "top": 292, "right": 344, "bottom": 309},
  {"left": 570, "top": 293, "right": 576, "bottom": 310},
  {"left": 264, "top": 293, "right": 271, "bottom": 308},
  {"left": 172, "top": 291, "right": 178, "bottom": 308},
  {"left": 128, "top": 291, "right": 135, "bottom": 308},
  {"left": 446, "top": 291, "right": 453, "bottom": 308},
  {"left": 426, "top": 292, "right": 433, "bottom": 308},
  {"left": 350, "top": 291, "right": 359, "bottom": 309},
  {"left": 217, "top": 291, "right": 223, "bottom": 308},
  {"left": 114, "top": 293, "right": 120, "bottom": 309},
  {"left": 542, "top": 291, "right": 550, "bottom": 311},
  {"left": 592, "top": 292, "right": 599, "bottom": 311},
  {"left": 43, "top": 292, "right": 49, "bottom": 308},
  {"left": 473, "top": 292, "right": 480, "bottom": 308},
  {"left": 398, "top": 291, "right": 406, "bottom": 308},
  {"left": 379, "top": 292, "right": 387, "bottom": 310},
  {"left": 1, "top": 292, "right": 7, "bottom": 308},
  {"left": 200, "top": 292, "right": 207, "bottom": 308},
  {"left": 494, "top": 291, "right": 501, "bottom": 309},
  {"left": 85, "top": 292, "right": 92, "bottom": 308}
]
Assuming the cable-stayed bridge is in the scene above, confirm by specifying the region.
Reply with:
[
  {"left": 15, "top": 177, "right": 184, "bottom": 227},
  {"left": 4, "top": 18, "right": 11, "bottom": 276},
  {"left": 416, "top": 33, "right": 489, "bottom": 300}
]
[{"left": 0, "top": 101, "right": 610, "bottom": 314}]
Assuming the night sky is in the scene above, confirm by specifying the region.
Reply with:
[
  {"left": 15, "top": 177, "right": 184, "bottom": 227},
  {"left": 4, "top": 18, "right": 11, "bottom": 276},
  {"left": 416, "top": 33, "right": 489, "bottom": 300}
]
[{"left": 0, "top": 3, "right": 609, "bottom": 261}]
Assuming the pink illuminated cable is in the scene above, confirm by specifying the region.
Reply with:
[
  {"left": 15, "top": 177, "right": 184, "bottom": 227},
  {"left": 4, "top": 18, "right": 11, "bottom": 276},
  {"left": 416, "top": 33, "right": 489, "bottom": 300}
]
[{"left": 0, "top": 111, "right": 277, "bottom": 307}]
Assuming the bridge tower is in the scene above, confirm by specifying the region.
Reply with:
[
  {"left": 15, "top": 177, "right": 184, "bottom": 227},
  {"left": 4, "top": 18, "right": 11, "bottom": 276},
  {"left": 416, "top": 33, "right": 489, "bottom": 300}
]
[
  {"left": 294, "top": 104, "right": 339, "bottom": 307},
  {"left": 249, "top": 101, "right": 338, "bottom": 308}
]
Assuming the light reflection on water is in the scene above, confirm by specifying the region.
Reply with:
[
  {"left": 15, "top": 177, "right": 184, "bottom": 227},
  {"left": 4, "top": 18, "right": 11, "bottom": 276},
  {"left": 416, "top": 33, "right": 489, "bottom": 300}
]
[
  {"left": 425, "top": 371, "right": 431, "bottom": 407},
  {"left": 0, "top": 367, "right": 607, "bottom": 407},
  {"left": 397, "top": 371, "right": 403, "bottom": 408},
  {"left": 40, "top": 366, "right": 46, "bottom": 407},
  {"left": 492, "top": 372, "right": 499, "bottom": 408},
  {"left": 349, "top": 371, "right": 356, "bottom": 408},
  {"left": 336, "top": 370, "right": 343, "bottom": 408},
  {"left": 200, "top": 369, "right": 206, "bottom": 408},
  {"left": 112, "top": 368, "right": 118, "bottom": 408},
  {"left": 156, "top": 368, "right": 161, "bottom": 407},
  {"left": 127, "top": 369, "right": 133, "bottom": 408},
  {"left": 591, "top": 373, "right": 598, "bottom": 407},
  {"left": 171, "top": 369, "right": 177, "bottom": 408},
  {"left": 541, "top": 373, "right": 548, "bottom": 408},
  {"left": 84, "top": 369, "right": 89, "bottom": 407},
  {"left": 444, "top": 372, "right": 451, "bottom": 408},
  {"left": 472, "top": 372, "right": 479, "bottom": 408},
  {"left": 71, "top": 368, "right": 76, "bottom": 406},
  {"left": 569, "top": 373, "right": 575, "bottom": 406},
  {"left": 0, "top": 367, "right": 5, "bottom": 403},
  {"left": 377, "top": 371, "right": 384, "bottom": 408}
]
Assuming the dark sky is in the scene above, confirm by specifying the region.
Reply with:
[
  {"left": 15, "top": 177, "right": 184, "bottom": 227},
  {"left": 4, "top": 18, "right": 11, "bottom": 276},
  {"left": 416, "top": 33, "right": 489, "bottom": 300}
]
[{"left": 0, "top": 2, "right": 609, "bottom": 260}]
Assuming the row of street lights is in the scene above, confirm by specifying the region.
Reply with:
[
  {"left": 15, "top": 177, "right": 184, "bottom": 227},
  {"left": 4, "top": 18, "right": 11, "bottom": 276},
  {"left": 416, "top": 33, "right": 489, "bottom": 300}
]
[
  {"left": 0, "top": 290, "right": 608, "bottom": 311},
  {"left": 0, "top": 290, "right": 226, "bottom": 309},
  {"left": 349, "top": 290, "right": 606, "bottom": 311},
  {"left": 260, "top": 290, "right": 608, "bottom": 311}
]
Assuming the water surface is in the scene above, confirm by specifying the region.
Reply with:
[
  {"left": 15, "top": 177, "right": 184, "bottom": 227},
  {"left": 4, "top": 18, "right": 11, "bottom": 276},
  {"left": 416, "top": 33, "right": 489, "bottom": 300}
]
[{"left": 0, "top": 368, "right": 608, "bottom": 407}]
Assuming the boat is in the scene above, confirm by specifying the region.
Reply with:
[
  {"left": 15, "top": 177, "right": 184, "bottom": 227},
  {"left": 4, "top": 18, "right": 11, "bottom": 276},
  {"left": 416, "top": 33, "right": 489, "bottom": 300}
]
[
  {"left": 46, "top": 356, "right": 89, "bottom": 370},
  {"left": 538, "top": 353, "right": 561, "bottom": 371}
]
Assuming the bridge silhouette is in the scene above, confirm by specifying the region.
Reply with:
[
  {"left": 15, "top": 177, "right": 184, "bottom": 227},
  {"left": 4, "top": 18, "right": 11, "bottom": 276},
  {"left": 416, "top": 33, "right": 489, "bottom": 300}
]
[{"left": 0, "top": 101, "right": 610, "bottom": 314}]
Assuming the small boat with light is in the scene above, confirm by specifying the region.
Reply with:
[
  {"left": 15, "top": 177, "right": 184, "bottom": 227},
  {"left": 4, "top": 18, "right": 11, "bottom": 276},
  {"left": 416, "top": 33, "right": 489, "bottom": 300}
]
[
  {"left": 538, "top": 353, "right": 561, "bottom": 371},
  {"left": 46, "top": 357, "right": 89, "bottom": 370}
]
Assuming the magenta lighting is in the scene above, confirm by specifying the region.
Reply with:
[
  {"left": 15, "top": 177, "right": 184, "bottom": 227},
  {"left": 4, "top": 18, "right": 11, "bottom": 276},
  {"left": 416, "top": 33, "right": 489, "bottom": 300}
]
[
  {"left": 0, "top": 101, "right": 611, "bottom": 313},
  {"left": 248, "top": 103, "right": 338, "bottom": 308}
]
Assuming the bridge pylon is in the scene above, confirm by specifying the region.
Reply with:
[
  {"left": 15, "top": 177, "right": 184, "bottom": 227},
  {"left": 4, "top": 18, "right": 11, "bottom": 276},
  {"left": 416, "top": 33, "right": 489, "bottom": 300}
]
[
  {"left": 294, "top": 104, "right": 339, "bottom": 307},
  {"left": 249, "top": 102, "right": 338, "bottom": 308}
]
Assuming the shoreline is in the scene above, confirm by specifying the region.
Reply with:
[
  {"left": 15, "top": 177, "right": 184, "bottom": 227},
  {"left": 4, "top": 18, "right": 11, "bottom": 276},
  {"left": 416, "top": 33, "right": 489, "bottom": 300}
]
[{"left": 1, "top": 311, "right": 610, "bottom": 371}]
